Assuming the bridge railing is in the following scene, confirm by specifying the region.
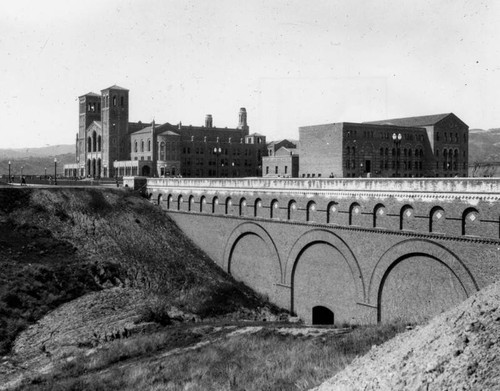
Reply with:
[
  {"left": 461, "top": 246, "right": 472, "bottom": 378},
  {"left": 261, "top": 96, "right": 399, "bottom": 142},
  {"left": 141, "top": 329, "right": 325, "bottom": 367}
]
[{"left": 147, "top": 177, "right": 500, "bottom": 194}]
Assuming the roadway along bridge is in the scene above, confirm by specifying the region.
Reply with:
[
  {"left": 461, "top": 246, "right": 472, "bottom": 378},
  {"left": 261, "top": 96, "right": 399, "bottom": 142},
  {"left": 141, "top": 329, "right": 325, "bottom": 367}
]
[{"left": 132, "top": 177, "right": 500, "bottom": 325}]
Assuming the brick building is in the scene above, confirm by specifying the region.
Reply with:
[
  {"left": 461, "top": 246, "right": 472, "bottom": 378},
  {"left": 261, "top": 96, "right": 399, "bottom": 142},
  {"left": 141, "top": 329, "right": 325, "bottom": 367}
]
[
  {"left": 263, "top": 146, "right": 299, "bottom": 178},
  {"left": 64, "top": 86, "right": 266, "bottom": 178},
  {"left": 299, "top": 113, "right": 468, "bottom": 178}
]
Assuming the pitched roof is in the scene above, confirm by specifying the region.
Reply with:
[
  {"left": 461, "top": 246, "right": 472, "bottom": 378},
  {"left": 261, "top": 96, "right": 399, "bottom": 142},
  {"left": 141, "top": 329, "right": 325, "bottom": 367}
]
[
  {"left": 102, "top": 85, "right": 129, "bottom": 91},
  {"left": 79, "top": 92, "right": 100, "bottom": 98},
  {"left": 158, "top": 130, "right": 180, "bottom": 136},
  {"left": 364, "top": 113, "right": 452, "bottom": 127}
]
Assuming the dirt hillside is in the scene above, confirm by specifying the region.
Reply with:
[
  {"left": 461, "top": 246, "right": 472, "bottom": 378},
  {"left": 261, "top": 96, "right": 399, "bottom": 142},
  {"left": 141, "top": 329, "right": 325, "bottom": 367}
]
[
  {"left": 0, "top": 187, "right": 279, "bottom": 356},
  {"left": 312, "top": 280, "right": 500, "bottom": 390}
]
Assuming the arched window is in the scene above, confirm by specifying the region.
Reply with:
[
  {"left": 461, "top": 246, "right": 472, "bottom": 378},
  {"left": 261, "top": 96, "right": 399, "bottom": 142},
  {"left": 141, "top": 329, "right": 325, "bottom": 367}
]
[
  {"left": 97, "top": 135, "right": 102, "bottom": 152},
  {"left": 373, "top": 204, "right": 386, "bottom": 228},
  {"left": 92, "top": 131, "right": 97, "bottom": 152},
  {"left": 148, "top": 139, "right": 151, "bottom": 152},
  {"left": 212, "top": 197, "right": 218, "bottom": 213},
  {"left": 400, "top": 205, "right": 414, "bottom": 230},
  {"left": 120, "top": 96, "right": 124, "bottom": 107},
  {"left": 225, "top": 197, "right": 232, "bottom": 214},
  {"left": 254, "top": 198, "right": 262, "bottom": 217},
  {"left": 462, "top": 208, "right": 479, "bottom": 236},
  {"left": 87, "top": 137, "right": 92, "bottom": 152},
  {"left": 430, "top": 206, "right": 445, "bottom": 233},
  {"left": 160, "top": 142, "right": 165, "bottom": 160},
  {"left": 134, "top": 141, "right": 138, "bottom": 152},
  {"left": 157, "top": 194, "right": 163, "bottom": 206},
  {"left": 200, "top": 196, "right": 206, "bottom": 213},
  {"left": 239, "top": 198, "right": 246, "bottom": 216},
  {"left": 306, "top": 201, "right": 316, "bottom": 222},
  {"left": 349, "top": 203, "right": 361, "bottom": 226},
  {"left": 113, "top": 96, "right": 117, "bottom": 106},
  {"left": 270, "top": 199, "right": 279, "bottom": 219},
  {"left": 327, "top": 202, "right": 337, "bottom": 224},
  {"left": 177, "top": 195, "right": 183, "bottom": 211},
  {"left": 188, "top": 195, "right": 194, "bottom": 212}
]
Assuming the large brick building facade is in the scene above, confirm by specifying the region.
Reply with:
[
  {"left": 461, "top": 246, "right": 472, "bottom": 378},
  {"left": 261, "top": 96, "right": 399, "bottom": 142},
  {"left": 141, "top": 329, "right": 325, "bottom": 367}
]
[
  {"left": 64, "top": 86, "right": 266, "bottom": 178},
  {"left": 299, "top": 113, "right": 469, "bottom": 178}
]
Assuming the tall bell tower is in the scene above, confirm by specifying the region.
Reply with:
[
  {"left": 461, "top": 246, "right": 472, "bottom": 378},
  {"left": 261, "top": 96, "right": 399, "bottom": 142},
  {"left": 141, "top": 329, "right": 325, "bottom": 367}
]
[{"left": 101, "top": 85, "right": 129, "bottom": 177}]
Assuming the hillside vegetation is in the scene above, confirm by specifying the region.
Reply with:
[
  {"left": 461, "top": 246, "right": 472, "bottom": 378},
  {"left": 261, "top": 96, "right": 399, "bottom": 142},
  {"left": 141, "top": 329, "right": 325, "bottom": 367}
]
[
  {"left": 469, "top": 128, "right": 500, "bottom": 162},
  {"left": 0, "top": 187, "right": 277, "bottom": 356}
]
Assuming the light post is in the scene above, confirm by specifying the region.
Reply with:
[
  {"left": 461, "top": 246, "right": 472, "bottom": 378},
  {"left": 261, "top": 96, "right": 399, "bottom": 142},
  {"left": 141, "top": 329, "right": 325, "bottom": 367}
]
[
  {"left": 8, "top": 161, "right": 11, "bottom": 183},
  {"left": 54, "top": 158, "right": 57, "bottom": 185},
  {"left": 392, "top": 132, "right": 402, "bottom": 177},
  {"left": 213, "top": 147, "right": 221, "bottom": 177},
  {"left": 44, "top": 167, "right": 47, "bottom": 179}
]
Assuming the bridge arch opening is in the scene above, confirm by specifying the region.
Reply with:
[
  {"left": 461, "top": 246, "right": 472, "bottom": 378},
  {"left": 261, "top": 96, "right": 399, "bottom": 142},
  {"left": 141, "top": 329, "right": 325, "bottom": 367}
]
[
  {"left": 157, "top": 194, "right": 162, "bottom": 206},
  {"left": 212, "top": 196, "right": 218, "bottom": 213},
  {"left": 312, "top": 306, "right": 334, "bottom": 325},
  {"left": 373, "top": 204, "right": 386, "bottom": 228},
  {"left": 462, "top": 208, "right": 479, "bottom": 236},
  {"left": 177, "top": 195, "right": 183, "bottom": 211},
  {"left": 254, "top": 198, "right": 262, "bottom": 217},
  {"left": 167, "top": 194, "right": 172, "bottom": 209},
  {"left": 188, "top": 195, "right": 194, "bottom": 211},
  {"left": 400, "top": 205, "right": 414, "bottom": 230},
  {"left": 429, "top": 206, "right": 445, "bottom": 233},
  {"left": 271, "top": 199, "right": 279, "bottom": 219},
  {"left": 239, "top": 198, "right": 246, "bottom": 216},
  {"left": 306, "top": 201, "right": 316, "bottom": 222},
  {"left": 225, "top": 197, "right": 232, "bottom": 215},
  {"left": 327, "top": 202, "right": 337, "bottom": 224},
  {"left": 288, "top": 200, "right": 297, "bottom": 220},
  {"left": 349, "top": 203, "right": 361, "bottom": 226},
  {"left": 200, "top": 196, "right": 206, "bottom": 213}
]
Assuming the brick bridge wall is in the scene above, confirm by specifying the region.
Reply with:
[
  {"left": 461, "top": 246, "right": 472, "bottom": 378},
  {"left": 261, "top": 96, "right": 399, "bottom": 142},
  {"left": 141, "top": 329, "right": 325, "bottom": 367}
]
[{"left": 139, "top": 177, "right": 500, "bottom": 325}]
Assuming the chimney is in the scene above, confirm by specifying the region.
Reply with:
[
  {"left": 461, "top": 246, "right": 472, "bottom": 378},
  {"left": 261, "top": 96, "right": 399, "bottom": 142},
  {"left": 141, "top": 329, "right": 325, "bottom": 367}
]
[{"left": 205, "top": 114, "right": 213, "bottom": 128}]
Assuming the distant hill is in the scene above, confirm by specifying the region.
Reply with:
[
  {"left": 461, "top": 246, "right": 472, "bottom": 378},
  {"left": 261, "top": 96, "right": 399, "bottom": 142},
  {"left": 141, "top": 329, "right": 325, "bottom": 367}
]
[
  {"left": 468, "top": 128, "right": 500, "bottom": 163},
  {"left": 0, "top": 144, "right": 75, "bottom": 176},
  {"left": 0, "top": 144, "right": 74, "bottom": 159}
]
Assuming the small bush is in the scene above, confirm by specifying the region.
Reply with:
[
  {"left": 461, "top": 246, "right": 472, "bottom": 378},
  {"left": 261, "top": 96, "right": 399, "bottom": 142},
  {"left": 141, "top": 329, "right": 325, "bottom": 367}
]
[{"left": 139, "top": 294, "right": 171, "bottom": 326}]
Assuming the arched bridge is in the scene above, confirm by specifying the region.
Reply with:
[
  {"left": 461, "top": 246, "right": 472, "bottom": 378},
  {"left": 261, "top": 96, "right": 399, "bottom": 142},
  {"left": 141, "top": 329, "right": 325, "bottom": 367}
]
[{"left": 133, "top": 177, "right": 500, "bottom": 325}]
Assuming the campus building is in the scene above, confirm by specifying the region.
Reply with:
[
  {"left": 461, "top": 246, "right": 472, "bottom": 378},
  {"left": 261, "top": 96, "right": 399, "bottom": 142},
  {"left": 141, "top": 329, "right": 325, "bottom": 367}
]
[
  {"left": 262, "top": 139, "right": 299, "bottom": 178},
  {"left": 299, "top": 113, "right": 468, "bottom": 178},
  {"left": 64, "top": 86, "right": 267, "bottom": 178}
]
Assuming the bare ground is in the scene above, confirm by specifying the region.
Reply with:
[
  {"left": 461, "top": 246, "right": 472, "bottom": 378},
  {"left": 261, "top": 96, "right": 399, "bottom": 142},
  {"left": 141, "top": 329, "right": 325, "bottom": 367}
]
[{"left": 312, "top": 279, "right": 500, "bottom": 391}]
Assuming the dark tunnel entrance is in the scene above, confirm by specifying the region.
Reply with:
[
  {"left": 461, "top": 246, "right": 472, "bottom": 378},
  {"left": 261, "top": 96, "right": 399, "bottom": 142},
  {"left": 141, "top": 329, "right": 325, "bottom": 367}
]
[{"left": 312, "top": 306, "right": 334, "bottom": 325}]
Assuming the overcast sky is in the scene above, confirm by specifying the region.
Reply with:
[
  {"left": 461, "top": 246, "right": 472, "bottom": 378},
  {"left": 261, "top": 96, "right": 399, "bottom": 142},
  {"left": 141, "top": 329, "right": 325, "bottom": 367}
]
[{"left": 1, "top": 0, "right": 499, "bottom": 148}]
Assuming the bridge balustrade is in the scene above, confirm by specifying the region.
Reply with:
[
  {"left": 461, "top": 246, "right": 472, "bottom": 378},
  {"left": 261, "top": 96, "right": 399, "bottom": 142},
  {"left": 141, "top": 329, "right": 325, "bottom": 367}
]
[{"left": 149, "top": 177, "right": 500, "bottom": 241}]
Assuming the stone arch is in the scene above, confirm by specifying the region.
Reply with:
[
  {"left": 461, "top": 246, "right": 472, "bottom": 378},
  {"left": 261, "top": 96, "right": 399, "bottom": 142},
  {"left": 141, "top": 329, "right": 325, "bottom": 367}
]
[
  {"left": 327, "top": 201, "right": 338, "bottom": 224},
  {"left": 188, "top": 195, "right": 195, "bottom": 212},
  {"left": 225, "top": 196, "right": 232, "bottom": 215},
  {"left": 167, "top": 194, "right": 173, "bottom": 209},
  {"left": 212, "top": 196, "right": 218, "bottom": 213},
  {"left": 349, "top": 202, "right": 361, "bottom": 226},
  {"left": 199, "top": 195, "right": 206, "bottom": 213},
  {"left": 373, "top": 203, "right": 386, "bottom": 228},
  {"left": 400, "top": 205, "right": 415, "bottom": 230},
  {"left": 368, "top": 239, "right": 478, "bottom": 323},
  {"left": 254, "top": 198, "right": 262, "bottom": 218},
  {"left": 177, "top": 194, "right": 183, "bottom": 211},
  {"left": 239, "top": 197, "right": 246, "bottom": 216},
  {"left": 462, "top": 207, "right": 480, "bottom": 236},
  {"left": 157, "top": 193, "right": 163, "bottom": 206},
  {"left": 223, "top": 222, "right": 283, "bottom": 300},
  {"left": 270, "top": 199, "right": 279, "bottom": 219},
  {"left": 429, "top": 206, "right": 445, "bottom": 233},
  {"left": 312, "top": 306, "right": 334, "bottom": 325},
  {"left": 285, "top": 229, "right": 365, "bottom": 321},
  {"left": 306, "top": 201, "right": 316, "bottom": 222},
  {"left": 288, "top": 200, "right": 297, "bottom": 221}
]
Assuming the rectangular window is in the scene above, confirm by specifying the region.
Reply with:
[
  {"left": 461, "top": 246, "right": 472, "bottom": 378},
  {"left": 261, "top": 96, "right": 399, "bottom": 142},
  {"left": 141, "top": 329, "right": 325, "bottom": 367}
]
[
  {"left": 266, "top": 166, "right": 269, "bottom": 174},
  {"left": 285, "top": 166, "right": 288, "bottom": 174},
  {"left": 275, "top": 166, "right": 278, "bottom": 174}
]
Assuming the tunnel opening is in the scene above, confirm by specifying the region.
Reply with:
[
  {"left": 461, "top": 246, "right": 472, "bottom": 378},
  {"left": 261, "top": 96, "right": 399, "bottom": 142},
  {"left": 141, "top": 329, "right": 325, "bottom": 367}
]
[{"left": 312, "top": 306, "right": 334, "bottom": 325}]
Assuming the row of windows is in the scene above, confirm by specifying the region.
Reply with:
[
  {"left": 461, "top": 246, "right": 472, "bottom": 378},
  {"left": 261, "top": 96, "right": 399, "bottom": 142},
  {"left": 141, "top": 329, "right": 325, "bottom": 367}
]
[
  {"left": 159, "top": 195, "right": 485, "bottom": 236},
  {"left": 87, "top": 131, "right": 102, "bottom": 152},
  {"left": 265, "top": 166, "right": 289, "bottom": 175},
  {"left": 133, "top": 139, "right": 151, "bottom": 153},
  {"left": 436, "top": 131, "right": 466, "bottom": 143},
  {"left": 102, "top": 95, "right": 124, "bottom": 108}
]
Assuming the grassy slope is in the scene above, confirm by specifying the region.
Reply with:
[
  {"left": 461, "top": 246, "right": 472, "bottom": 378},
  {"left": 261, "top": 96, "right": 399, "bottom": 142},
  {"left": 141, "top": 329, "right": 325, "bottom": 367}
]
[{"left": 0, "top": 187, "right": 276, "bottom": 355}]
